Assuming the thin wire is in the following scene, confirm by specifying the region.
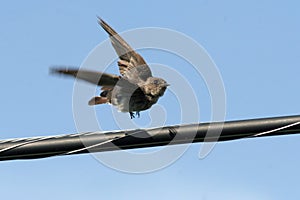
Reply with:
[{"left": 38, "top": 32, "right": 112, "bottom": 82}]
[
  {"left": 64, "top": 131, "right": 140, "bottom": 155},
  {"left": 252, "top": 121, "right": 300, "bottom": 137},
  {"left": 0, "top": 132, "right": 93, "bottom": 153},
  {"left": 0, "top": 136, "right": 57, "bottom": 153},
  {"left": 0, "top": 129, "right": 125, "bottom": 155},
  {"left": 64, "top": 137, "right": 119, "bottom": 155}
]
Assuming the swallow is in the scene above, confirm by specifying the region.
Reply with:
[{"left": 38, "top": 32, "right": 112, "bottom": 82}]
[{"left": 51, "top": 18, "right": 169, "bottom": 119}]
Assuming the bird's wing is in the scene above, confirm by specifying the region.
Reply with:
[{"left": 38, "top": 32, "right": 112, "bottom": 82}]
[
  {"left": 50, "top": 67, "right": 120, "bottom": 86},
  {"left": 98, "top": 18, "right": 152, "bottom": 82}
]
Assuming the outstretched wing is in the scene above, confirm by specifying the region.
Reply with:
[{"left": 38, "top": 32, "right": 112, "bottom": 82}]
[
  {"left": 98, "top": 18, "right": 152, "bottom": 82},
  {"left": 50, "top": 67, "right": 120, "bottom": 86}
]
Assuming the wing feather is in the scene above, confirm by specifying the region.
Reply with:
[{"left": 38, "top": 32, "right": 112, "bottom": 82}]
[
  {"left": 98, "top": 18, "right": 152, "bottom": 82},
  {"left": 50, "top": 67, "right": 120, "bottom": 86}
]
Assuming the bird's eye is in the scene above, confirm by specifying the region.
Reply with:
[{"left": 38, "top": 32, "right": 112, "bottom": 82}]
[{"left": 153, "top": 80, "right": 159, "bottom": 85}]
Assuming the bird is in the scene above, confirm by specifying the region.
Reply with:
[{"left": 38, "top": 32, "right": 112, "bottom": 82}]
[{"left": 51, "top": 18, "right": 169, "bottom": 119}]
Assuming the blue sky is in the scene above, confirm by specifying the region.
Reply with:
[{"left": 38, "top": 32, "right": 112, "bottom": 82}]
[{"left": 1, "top": 0, "right": 300, "bottom": 199}]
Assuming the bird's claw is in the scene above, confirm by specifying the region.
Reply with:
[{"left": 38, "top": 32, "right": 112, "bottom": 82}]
[
  {"left": 130, "top": 112, "right": 135, "bottom": 119},
  {"left": 129, "top": 111, "right": 140, "bottom": 119}
]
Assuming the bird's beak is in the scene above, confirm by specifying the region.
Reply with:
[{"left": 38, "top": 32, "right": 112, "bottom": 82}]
[{"left": 164, "top": 83, "right": 170, "bottom": 87}]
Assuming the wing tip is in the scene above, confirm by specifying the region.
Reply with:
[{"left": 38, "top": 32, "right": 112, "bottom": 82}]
[
  {"left": 96, "top": 16, "right": 118, "bottom": 37},
  {"left": 49, "top": 66, "right": 78, "bottom": 76},
  {"left": 49, "top": 66, "right": 62, "bottom": 75},
  {"left": 97, "top": 16, "right": 106, "bottom": 29},
  {"left": 96, "top": 15, "right": 102, "bottom": 24}
]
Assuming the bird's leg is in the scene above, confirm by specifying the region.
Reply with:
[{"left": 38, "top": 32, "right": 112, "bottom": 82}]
[
  {"left": 130, "top": 112, "right": 135, "bottom": 119},
  {"left": 136, "top": 111, "right": 140, "bottom": 118}
]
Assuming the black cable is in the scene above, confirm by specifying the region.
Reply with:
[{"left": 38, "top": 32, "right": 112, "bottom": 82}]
[{"left": 0, "top": 115, "right": 300, "bottom": 161}]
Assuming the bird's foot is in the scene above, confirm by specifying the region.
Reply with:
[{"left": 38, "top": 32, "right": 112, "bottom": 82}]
[
  {"left": 130, "top": 112, "right": 135, "bottom": 119},
  {"left": 136, "top": 111, "right": 140, "bottom": 118},
  {"left": 129, "top": 111, "right": 140, "bottom": 119}
]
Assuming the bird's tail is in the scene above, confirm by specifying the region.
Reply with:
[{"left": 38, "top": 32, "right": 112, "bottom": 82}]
[{"left": 88, "top": 96, "right": 108, "bottom": 106}]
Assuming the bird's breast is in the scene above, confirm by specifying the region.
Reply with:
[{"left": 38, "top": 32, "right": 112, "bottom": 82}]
[{"left": 109, "top": 85, "right": 160, "bottom": 112}]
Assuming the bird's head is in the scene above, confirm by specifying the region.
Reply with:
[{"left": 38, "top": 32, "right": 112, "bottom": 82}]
[{"left": 143, "top": 77, "right": 169, "bottom": 97}]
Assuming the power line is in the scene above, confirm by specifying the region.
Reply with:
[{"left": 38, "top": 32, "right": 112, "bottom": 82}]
[{"left": 0, "top": 115, "right": 300, "bottom": 161}]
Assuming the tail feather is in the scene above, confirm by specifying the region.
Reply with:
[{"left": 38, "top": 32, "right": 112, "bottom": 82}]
[{"left": 88, "top": 96, "right": 108, "bottom": 106}]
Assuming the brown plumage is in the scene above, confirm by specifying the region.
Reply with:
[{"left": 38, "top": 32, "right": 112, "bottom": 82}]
[{"left": 51, "top": 18, "right": 169, "bottom": 118}]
